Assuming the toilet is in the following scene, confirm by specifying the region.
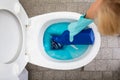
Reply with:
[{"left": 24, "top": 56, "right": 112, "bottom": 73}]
[{"left": 0, "top": 0, "right": 101, "bottom": 80}]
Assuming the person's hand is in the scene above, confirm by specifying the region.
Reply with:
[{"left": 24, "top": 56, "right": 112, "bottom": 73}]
[{"left": 86, "top": 0, "right": 103, "bottom": 19}]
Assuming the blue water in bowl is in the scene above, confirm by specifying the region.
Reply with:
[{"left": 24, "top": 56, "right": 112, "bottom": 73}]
[{"left": 43, "top": 22, "right": 89, "bottom": 60}]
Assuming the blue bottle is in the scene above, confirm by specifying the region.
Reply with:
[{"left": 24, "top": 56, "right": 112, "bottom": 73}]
[{"left": 52, "top": 28, "right": 95, "bottom": 45}]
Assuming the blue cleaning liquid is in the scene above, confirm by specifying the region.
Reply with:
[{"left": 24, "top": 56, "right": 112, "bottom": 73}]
[{"left": 43, "top": 22, "right": 89, "bottom": 60}]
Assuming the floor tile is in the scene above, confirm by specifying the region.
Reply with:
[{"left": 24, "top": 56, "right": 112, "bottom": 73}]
[
  {"left": 43, "top": 71, "right": 55, "bottom": 80},
  {"left": 95, "top": 48, "right": 113, "bottom": 59},
  {"left": 108, "top": 36, "right": 118, "bottom": 48},
  {"left": 89, "top": 71, "right": 102, "bottom": 80},
  {"left": 80, "top": 71, "right": 90, "bottom": 80},
  {"left": 66, "top": 3, "right": 78, "bottom": 12},
  {"left": 113, "top": 48, "right": 120, "bottom": 59},
  {"left": 54, "top": 71, "right": 66, "bottom": 80},
  {"left": 113, "top": 71, "right": 120, "bottom": 80},
  {"left": 84, "top": 60, "right": 96, "bottom": 71},
  {"left": 108, "top": 60, "right": 120, "bottom": 71},
  {"left": 101, "top": 36, "right": 108, "bottom": 47},
  {"left": 103, "top": 72, "right": 113, "bottom": 80},
  {"left": 65, "top": 70, "right": 79, "bottom": 80},
  {"left": 95, "top": 60, "right": 109, "bottom": 71}
]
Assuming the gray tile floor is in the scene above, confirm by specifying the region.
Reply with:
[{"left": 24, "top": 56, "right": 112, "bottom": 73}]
[{"left": 19, "top": 0, "right": 120, "bottom": 80}]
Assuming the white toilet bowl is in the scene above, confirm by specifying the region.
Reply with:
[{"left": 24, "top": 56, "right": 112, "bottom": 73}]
[
  {"left": 0, "top": 0, "right": 101, "bottom": 79},
  {"left": 27, "top": 12, "right": 101, "bottom": 70}
]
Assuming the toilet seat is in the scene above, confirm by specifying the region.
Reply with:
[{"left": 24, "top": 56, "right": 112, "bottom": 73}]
[
  {"left": 0, "top": 0, "right": 101, "bottom": 75},
  {"left": 0, "top": 0, "right": 29, "bottom": 75}
]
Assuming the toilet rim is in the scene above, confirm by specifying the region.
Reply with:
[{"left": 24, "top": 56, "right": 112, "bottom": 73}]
[{"left": 27, "top": 12, "right": 101, "bottom": 70}]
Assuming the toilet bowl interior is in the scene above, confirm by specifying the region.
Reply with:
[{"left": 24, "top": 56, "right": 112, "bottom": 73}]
[
  {"left": 43, "top": 21, "right": 92, "bottom": 61},
  {"left": 0, "top": 10, "right": 23, "bottom": 63}
]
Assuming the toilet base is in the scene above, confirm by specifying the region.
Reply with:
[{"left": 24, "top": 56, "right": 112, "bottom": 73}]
[{"left": 19, "top": 69, "right": 28, "bottom": 80}]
